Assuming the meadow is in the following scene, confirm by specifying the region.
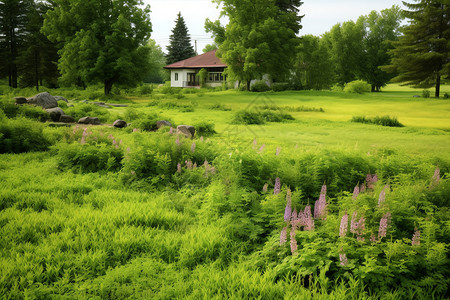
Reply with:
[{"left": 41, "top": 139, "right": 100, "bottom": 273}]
[{"left": 0, "top": 84, "right": 449, "bottom": 299}]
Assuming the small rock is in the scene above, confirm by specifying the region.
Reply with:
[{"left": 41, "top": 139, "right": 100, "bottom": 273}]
[
  {"left": 157, "top": 120, "right": 172, "bottom": 129},
  {"left": 54, "top": 96, "right": 68, "bottom": 103},
  {"left": 109, "top": 104, "right": 128, "bottom": 107},
  {"left": 46, "top": 107, "right": 65, "bottom": 122},
  {"left": 60, "top": 115, "right": 75, "bottom": 123},
  {"left": 78, "top": 116, "right": 101, "bottom": 125},
  {"left": 413, "top": 95, "right": 421, "bottom": 98},
  {"left": 177, "top": 125, "right": 195, "bottom": 139},
  {"left": 113, "top": 119, "right": 127, "bottom": 128},
  {"left": 81, "top": 100, "right": 89, "bottom": 103},
  {"left": 14, "top": 96, "right": 27, "bottom": 105},
  {"left": 27, "top": 92, "right": 58, "bottom": 109}
]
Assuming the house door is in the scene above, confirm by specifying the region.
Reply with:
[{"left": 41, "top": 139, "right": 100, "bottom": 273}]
[{"left": 187, "top": 73, "right": 197, "bottom": 86}]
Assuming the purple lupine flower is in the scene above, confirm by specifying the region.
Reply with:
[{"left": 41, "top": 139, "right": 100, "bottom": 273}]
[
  {"left": 350, "top": 211, "right": 358, "bottom": 234},
  {"left": 339, "top": 252, "right": 348, "bottom": 266},
  {"left": 191, "top": 142, "right": 196, "bottom": 153},
  {"left": 314, "top": 193, "right": 327, "bottom": 220},
  {"left": 200, "top": 136, "right": 204, "bottom": 142},
  {"left": 133, "top": 128, "right": 138, "bottom": 132},
  {"left": 176, "top": 137, "right": 181, "bottom": 146},
  {"left": 262, "top": 183, "right": 268, "bottom": 193},
  {"left": 280, "top": 227, "right": 287, "bottom": 245},
  {"left": 126, "top": 147, "right": 131, "bottom": 153},
  {"left": 352, "top": 185, "right": 360, "bottom": 200},
  {"left": 412, "top": 229, "right": 420, "bottom": 246},
  {"left": 177, "top": 163, "right": 182, "bottom": 174},
  {"left": 291, "top": 209, "right": 299, "bottom": 230},
  {"left": 284, "top": 189, "right": 292, "bottom": 222},
  {"left": 169, "top": 127, "right": 174, "bottom": 134},
  {"left": 108, "top": 134, "right": 114, "bottom": 139},
  {"left": 431, "top": 167, "right": 440, "bottom": 187},
  {"left": 119, "top": 139, "right": 123, "bottom": 145},
  {"left": 80, "top": 136, "right": 86, "bottom": 144},
  {"left": 320, "top": 184, "right": 327, "bottom": 195},
  {"left": 113, "top": 139, "right": 117, "bottom": 145},
  {"left": 340, "top": 212, "right": 348, "bottom": 237},
  {"left": 210, "top": 167, "right": 216, "bottom": 174},
  {"left": 378, "top": 189, "right": 385, "bottom": 206},
  {"left": 290, "top": 229, "right": 297, "bottom": 254},
  {"left": 185, "top": 160, "right": 193, "bottom": 170},
  {"left": 360, "top": 183, "right": 366, "bottom": 193},
  {"left": 193, "top": 162, "right": 197, "bottom": 169},
  {"left": 274, "top": 177, "right": 281, "bottom": 195},
  {"left": 303, "top": 205, "right": 314, "bottom": 231},
  {"left": 370, "top": 234, "right": 377, "bottom": 243},
  {"left": 378, "top": 212, "right": 391, "bottom": 240},
  {"left": 259, "top": 144, "right": 265, "bottom": 153},
  {"left": 276, "top": 147, "right": 281, "bottom": 156}
]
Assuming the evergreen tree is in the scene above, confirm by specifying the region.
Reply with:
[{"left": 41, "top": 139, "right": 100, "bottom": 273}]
[
  {"left": 17, "top": 0, "right": 60, "bottom": 90},
  {"left": 383, "top": 0, "right": 450, "bottom": 97},
  {"left": 166, "top": 13, "right": 196, "bottom": 65},
  {"left": 0, "top": 0, "right": 33, "bottom": 88}
]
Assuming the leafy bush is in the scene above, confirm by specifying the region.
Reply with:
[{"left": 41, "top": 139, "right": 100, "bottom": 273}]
[
  {"left": 137, "top": 84, "right": 153, "bottom": 95},
  {"left": 344, "top": 80, "right": 371, "bottom": 94},
  {"left": 208, "top": 104, "right": 231, "bottom": 111},
  {"left": 422, "top": 90, "right": 431, "bottom": 98},
  {"left": 233, "top": 110, "right": 294, "bottom": 124},
  {"left": 250, "top": 80, "right": 271, "bottom": 92},
  {"left": 272, "top": 82, "right": 289, "bottom": 92},
  {"left": 351, "top": 115, "right": 404, "bottom": 127},
  {"left": 0, "top": 98, "right": 50, "bottom": 122},
  {"left": 443, "top": 93, "right": 449, "bottom": 99},
  {"left": 64, "top": 103, "right": 112, "bottom": 123},
  {"left": 0, "top": 118, "right": 51, "bottom": 153},
  {"left": 194, "top": 121, "right": 216, "bottom": 136}
]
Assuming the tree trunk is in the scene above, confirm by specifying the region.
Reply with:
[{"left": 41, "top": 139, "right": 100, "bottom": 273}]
[
  {"left": 371, "top": 85, "right": 376, "bottom": 92},
  {"left": 35, "top": 50, "right": 39, "bottom": 92},
  {"left": 246, "top": 80, "right": 250, "bottom": 91},
  {"left": 435, "top": 74, "right": 440, "bottom": 98},
  {"left": 104, "top": 80, "right": 113, "bottom": 95}
]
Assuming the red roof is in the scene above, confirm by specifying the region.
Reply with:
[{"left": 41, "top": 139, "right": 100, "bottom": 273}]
[{"left": 164, "top": 50, "right": 227, "bottom": 69}]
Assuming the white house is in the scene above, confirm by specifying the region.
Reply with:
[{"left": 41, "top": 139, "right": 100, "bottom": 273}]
[{"left": 164, "top": 50, "right": 228, "bottom": 88}]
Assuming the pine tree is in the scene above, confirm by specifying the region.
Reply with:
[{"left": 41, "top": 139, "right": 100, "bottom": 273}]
[
  {"left": 384, "top": 0, "right": 450, "bottom": 97},
  {"left": 166, "top": 12, "right": 196, "bottom": 65},
  {"left": 0, "top": 0, "right": 33, "bottom": 88}
]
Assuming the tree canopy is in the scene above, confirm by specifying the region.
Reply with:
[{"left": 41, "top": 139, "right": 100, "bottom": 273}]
[
  {"left": 166, "top": 12, "right": 196, "bottom": 65},
  {"left": 42, "top": 0, "right": 152, "bottom": 95},
  {"left": 213, "top": 0, "right": 303, "bottom": 89},
  {"left": 383, "top": 0, "right": 450, "bottom": 97}
]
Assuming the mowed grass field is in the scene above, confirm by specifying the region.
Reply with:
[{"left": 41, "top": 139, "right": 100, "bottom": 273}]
[{"left": 130, "top": 84, "right": 450, "bottom": 157}]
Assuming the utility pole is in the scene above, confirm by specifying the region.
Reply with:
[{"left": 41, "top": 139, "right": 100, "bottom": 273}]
[{"left": 195, "top": 40, "right": 197, "bottom": 55}]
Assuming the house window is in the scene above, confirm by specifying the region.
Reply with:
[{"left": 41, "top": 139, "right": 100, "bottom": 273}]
[
  {"left": 208, "top": 72, "right": 224, "bottom": 82},
  {"left": 175, "top": 73, "right": 178, "bottom": 81}
]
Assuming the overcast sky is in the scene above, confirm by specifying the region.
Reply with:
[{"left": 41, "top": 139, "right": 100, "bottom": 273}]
[{"left": 144, "top": 0, "right": 406, "bottom": 53}]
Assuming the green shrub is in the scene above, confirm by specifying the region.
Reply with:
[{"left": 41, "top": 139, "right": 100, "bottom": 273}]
[
  {"left": 344, "top": 80, "right": 371, "bottom": 94},
  {"left": 422, "top": 90, "right": 431, "bottom": 98},
  {"left": 233, "top": 110, "right": 294, "bottom": 125},
  {"left": 351, "top": 115, "right": 404, "bottom": 127},
  {"left": 132, "top": 114, "right": 160, "bottom": 131},
  {"left": 272, "top": 82, "right": 289, "bottom": 92},
  {"left": 232, "top": 110, "right": 265, "bottom": 125},
  {"left": 0, "top": 118, "right": 51, "bottom": 153},
  {"left": 208, "top": 104, "right": 231, "bottom": 111},
  {"left": 250, "top": 80, "right": 271, "bottom": 92},
  {"left": 64, "top": 103, "right": 111, "bottom": 123},
  {"left": 194, "top": 121, "right": 216, "bottom": 136},
  {"left": 0, "top": 98, "right": 49, "bottom": 121},
  {"left": 443, "top": 93, "right": 449, "bottom": 99},
  {"left": 138, "top": 84, "right": 153, "bottom": 95}
]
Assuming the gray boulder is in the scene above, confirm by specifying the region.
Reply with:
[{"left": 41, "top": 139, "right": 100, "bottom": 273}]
[
  {"left": 113, "top": 119, "right": 127, "bottom": 128},
  {"left": 413, "top": 95, "right": 421, "bottom": 98},
  {"left": 14, "top": 96, "right": 27, "bottom": 105},
  {"left": 109, "top": 104, "right": 128, "bottom": 107},
  {"left": 157, "top": 120, "right": 172, "bottom": 129},
  {"left": 60, "top": 115, "right": 75, "bottom": 123},
  {"left": 54, "top": 96, "right": 68, "bottom": 103},
  {"left": 78, "top": 116, "right": 101, "bottom": 125},
  {"left": 177, "top": 125, "right": 195, "bottom": 139},
  {"left": 81, "top": 100, "right": 89, "bottom": 103},
  {"left": 46, "top": 107, "right": 65, "bottom": 122},
  {"left": 27, "top": 92, "right": 58, "bottom": 109},
  {"left": 93, "top": 102, "right": 110, "bottom": 108}
]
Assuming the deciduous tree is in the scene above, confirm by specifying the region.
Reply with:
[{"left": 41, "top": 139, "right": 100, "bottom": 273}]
[
  {"left": 42, "top": 0, "right": 152, "bottom": 95},
  {"left": 213, "top": 0, "right": 303, "bottom": 89}
]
